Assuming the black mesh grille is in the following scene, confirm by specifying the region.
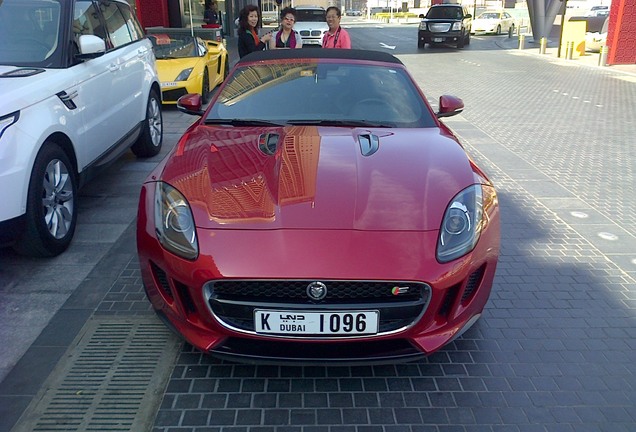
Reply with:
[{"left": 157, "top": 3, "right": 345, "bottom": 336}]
[
  {"left": 151, "top": 261, "right": 173, "bottom": 301},
  {"left": 210, "top": 280, "right": 423, "bottom": 302},
  {"left": 461, "top": 266, "right": 485, "bottom": 303},
  {"left": 162, "top": 88, "right": 188, "bottom": 102}
]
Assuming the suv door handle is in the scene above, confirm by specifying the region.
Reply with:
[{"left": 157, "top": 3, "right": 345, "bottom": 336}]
[{"left": 108, "top": 63, "right": 119, "bottom": 72}]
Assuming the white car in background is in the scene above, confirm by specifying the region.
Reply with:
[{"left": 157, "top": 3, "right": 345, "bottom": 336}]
[
  {"left": 471, "top": 11, "right": 516, "bottom": 35},
  {"left": 294, "top": 6, "right": 329, "bottom": 47},
  {"left": 585, "top": 17, "right": 609, "bottom": 52},
  {"left": 0, "top": 0, "right": 163, "bottom": 257}
]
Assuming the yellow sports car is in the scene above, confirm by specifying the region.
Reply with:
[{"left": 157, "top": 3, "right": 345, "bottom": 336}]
[{"left": 149, "top": 33, "right": 229, "bottom": 104}]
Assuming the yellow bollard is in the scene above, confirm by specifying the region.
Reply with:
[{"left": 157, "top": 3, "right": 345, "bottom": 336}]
[
  {"left": 540, "top": 37, "right": 547, "bottom": 54},
  {"left": 519, "top": 34, "right": 525, "bottom": 50}
]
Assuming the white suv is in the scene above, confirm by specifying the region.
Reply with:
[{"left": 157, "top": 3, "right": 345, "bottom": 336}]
[
  {"left": 294, "top": 6, "right": 329, "bottom": 47},
  {"left": 0, "top": 0, "right": 163, "bottom": 257}
]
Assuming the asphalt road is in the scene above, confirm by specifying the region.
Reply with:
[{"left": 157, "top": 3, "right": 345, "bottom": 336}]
[{"left": 1, "top": 20, "right": 636, "bottom": 431}]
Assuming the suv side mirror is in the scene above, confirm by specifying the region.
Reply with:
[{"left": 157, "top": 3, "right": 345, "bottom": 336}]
[
  {"left": 76, "top": 35, "right": 106, "bottom": 60},
  {"left": 465, "top": 13, "right": 472, "bottom": 18},
  {"left": 418, "top": 14, "right": 425, "bottom": 18}
]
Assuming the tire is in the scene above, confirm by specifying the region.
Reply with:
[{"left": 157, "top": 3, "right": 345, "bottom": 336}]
[
  {"left": 457, "top": 32, "right": 465, "bottom": 48},
  {"left": 13, "top": 143, "right": 77, "bottom": 257},
  {"left": 496, "top": 25, "right": 501, "bottom": 35},
  {"left": 418, "top": 39, "right": 425, "bottom": 49},
  {"left": 201, "top": 69, "right": 210, "bottom": 104},
  {"left": 131, "top": 89, "right": 163, "bottom": 158},
  {"left": 465, "top": 31, "right": 470, "bottom": 45}
]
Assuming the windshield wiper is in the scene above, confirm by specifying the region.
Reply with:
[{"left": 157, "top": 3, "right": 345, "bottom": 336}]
[
  {"left": 204, "top": 119, "right": 288, "bottom": 127},
  {"left": 286, "top": 119, "right": 394, "bottom": 128}
]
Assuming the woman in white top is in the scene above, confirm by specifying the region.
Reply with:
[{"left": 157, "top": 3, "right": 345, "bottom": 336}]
[{"left": 269, "top": 7, "right": 303, "bottom": 49}]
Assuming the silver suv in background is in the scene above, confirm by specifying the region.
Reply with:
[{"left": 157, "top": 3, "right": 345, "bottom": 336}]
[
  {"left": 0, "top": 0, "right": 163, "bottom": 257},
  {"left": 294, "top": 6, "right": 328, "bottom": 47}
]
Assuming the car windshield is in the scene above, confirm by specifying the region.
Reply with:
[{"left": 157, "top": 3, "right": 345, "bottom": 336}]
[
  {"left": 478, "top": 12, "right": 501, "bottom": 19},
  {"left": 426, "top": 7, "right": 463, "bottom": 19},
  {"left": 207, "top": 60, "right": 436, "bottom": 128},
  {"left": 296, "top": 9, "right": 326, "bottom": 22},
  {"left": 149, "top": 34, "right": 204, "bottom": 59},
  {"left": 0, "top": 0, "right": 62, "bottom": 66}
]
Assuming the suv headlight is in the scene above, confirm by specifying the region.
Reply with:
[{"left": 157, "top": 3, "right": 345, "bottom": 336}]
[
  {"left": 419, "top": 22, "right": 427, "bottom": 31},
  {"left": 452, "top": 22, "right": 462, "bottom": 31},
  {"left": 437, "top": 185, "right": 488, "bottom": 263},
  {"left": 0, "top": 111, "right": 19, "bottom": 140},
  {"left": 154, "top": 182, "right": 198, "bottom": 260}
]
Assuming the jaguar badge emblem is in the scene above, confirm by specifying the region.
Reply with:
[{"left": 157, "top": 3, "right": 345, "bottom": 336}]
[{"left": 306, "top": 281, "right": 327, "bottom": 301}]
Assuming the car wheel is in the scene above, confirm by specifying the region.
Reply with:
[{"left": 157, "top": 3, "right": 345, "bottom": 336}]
[
  {"left": 201, "top": 69, "right": 210, "bottom": 104},
  {"left": 457, "top": 32, "right": 465, "bottom": 48},
  {"left": 466, "top": 31, "right": 471, "bottom": 45},
  {"left": 418, "top": 39, "right": 425, "bottom": 49},
  {"left": 13, "top": 143, "right": 77, "bottom": 257},
  {"left": 131, "top": 89, "right": 163, "bottom": 158},
  {"left": 496, "top": 25, "right": 501, "bottom": 35}
]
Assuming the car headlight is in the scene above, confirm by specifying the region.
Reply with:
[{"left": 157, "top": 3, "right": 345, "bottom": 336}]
[
  {"left": 0, "top": 111, "right": 19, "bottom": 140},
  {"left": 437, "top": 185, "right": 485, "bottom": 263},
  {"left": 452, "top": 22, "right": 462, "bottom": 31},
  {"left": 154, "top": 182, "right": 198, "bottom": 260},
  {"left": 175, "top": 67, "right": 194, "bottom": 82},
  {"left": 419, "top": 22, "right": 427, "bottom": 31}
]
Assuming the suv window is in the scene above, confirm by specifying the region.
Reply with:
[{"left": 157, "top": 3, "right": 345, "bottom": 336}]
[
  {"left": 101, "top": 1, "right": 135, "bottom": 47},
  {"left": 73, "top": 2, "right": 108, "bottom": 45},
  {"left": 426, "top": 6, "right": 463, "bottom": 20}
]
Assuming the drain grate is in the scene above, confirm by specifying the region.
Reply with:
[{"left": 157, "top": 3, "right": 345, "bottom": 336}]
[{"left": 13, "top": 317, "right": 181, "bottom": 432}]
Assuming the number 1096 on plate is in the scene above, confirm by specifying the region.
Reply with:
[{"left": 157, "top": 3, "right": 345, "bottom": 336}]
[{"left": 255, "top": 310, "right": 379, "bottom": 335}]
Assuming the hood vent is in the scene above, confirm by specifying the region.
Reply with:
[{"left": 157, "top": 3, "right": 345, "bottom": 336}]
[
  {"left": 358, "top": 133, "right": 380, "bottom": 157},
  {"left": 1, "top": 68, "right": 45, "bottom": 78},
  {"left": 258, "top": 133, "right": 279, "bottom": 155}
]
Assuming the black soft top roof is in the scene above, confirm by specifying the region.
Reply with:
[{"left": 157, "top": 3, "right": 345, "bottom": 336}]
[{"left": 238, "top": 49, "right": 404, "bottom": 65}]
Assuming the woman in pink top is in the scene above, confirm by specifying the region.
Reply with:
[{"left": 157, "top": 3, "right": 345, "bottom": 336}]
[{"left": 322, "top": 6, "right": 351, "bottom": 49}]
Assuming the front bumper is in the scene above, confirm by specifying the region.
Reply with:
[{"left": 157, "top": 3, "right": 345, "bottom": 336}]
[
  {"left": 418, "top": 30, "right": 463, "bottom": 43},
  {"left": 137, "top": 182, "right": 500, "bottom": 364}
]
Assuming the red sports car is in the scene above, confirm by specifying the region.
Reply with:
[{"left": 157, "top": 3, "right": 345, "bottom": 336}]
[{"left": 137, "top": 49, "right": 500, "bottom": 364}]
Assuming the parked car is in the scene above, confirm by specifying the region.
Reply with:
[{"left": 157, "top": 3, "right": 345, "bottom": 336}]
[
  {"left": 346, "top": 9, "right": 362, "bottom": 16},
  {"left": 471, "top": 10, "right": 516, "bottom": 35},
  {"left": 137, "top": 49, "right": 500, "bottom": 364},
  {"left": 586, "top": 5, "right": 609, "bottom": 16},
  {"left": 148, "top": 32, "right": 228, "bottom": 105},
  {"left": 294, "top": 6, "right": 329, "bottom": 47},
  {"left": 585, "top": 17, "right": 609, "bottom": 52},
  {"left": 0, "top": 0, "right": 163, "bottom": 257},
  {"left": 418, "top": 4, "right": 472, "bottom": 49}
]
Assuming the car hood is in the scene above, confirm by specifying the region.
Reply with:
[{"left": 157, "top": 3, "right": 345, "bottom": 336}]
[
  {"left": 156, "top": 58, "right": 201, "bottom": 82},
  {"left": 160, "top": 125, "right": 476, "bottom": 231},
  {"left": 0, "top": 66, "right": 65, "bottom": 113},
  {"left": 473, "top": 18, "right": 500, "bottom": 25}
]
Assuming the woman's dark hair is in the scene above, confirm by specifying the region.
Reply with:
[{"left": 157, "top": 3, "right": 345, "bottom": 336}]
[
  {"left": 325, "top": 6, "right": 342, "bottom": 18},
  {"left": 238, "top": 4, "right": 260, "bottom": 30},
  {"left": 280, "top": 6, "right": 296, "bottom": 20}
]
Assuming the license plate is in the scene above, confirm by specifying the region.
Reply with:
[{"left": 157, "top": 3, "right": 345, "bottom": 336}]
[
  {"left": 254, "top": 310, "right": 379, "bottom": 335},
  {"left": 161, "top": 82, "right": 178, "bottom": 88},
  {"left": 433, "top": 38, "right": 443, "bottom": 42}
]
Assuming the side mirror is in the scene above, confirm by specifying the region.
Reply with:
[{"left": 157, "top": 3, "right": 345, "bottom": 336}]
[
  {"left": 76, "top": 35, "right": 106, "bottom": 60},
  {"left": 418, "top": 14, "right": 425, "bottom": 19},
  {"left": 465, "top": 13, "right": 472, "bottom": 19},
  {"left": 436, "top": 95, "right": 464, "bottom": 118},
  {"left": 177, "top": 93, "right": 205, "bottom": 116}
]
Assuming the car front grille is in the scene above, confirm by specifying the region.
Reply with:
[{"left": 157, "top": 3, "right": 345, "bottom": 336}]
[
  {"left": 205, "top": 280, "right": 431, "bottom": 336},
  {"left": 162, "top": 88, "right": 188, "bottom": 102},
  {"left": 299, "top": 30, "right": 323, "bottom": 37},
  {"left": 429, "top": 23, "right": 452, "bottom": 32}
]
